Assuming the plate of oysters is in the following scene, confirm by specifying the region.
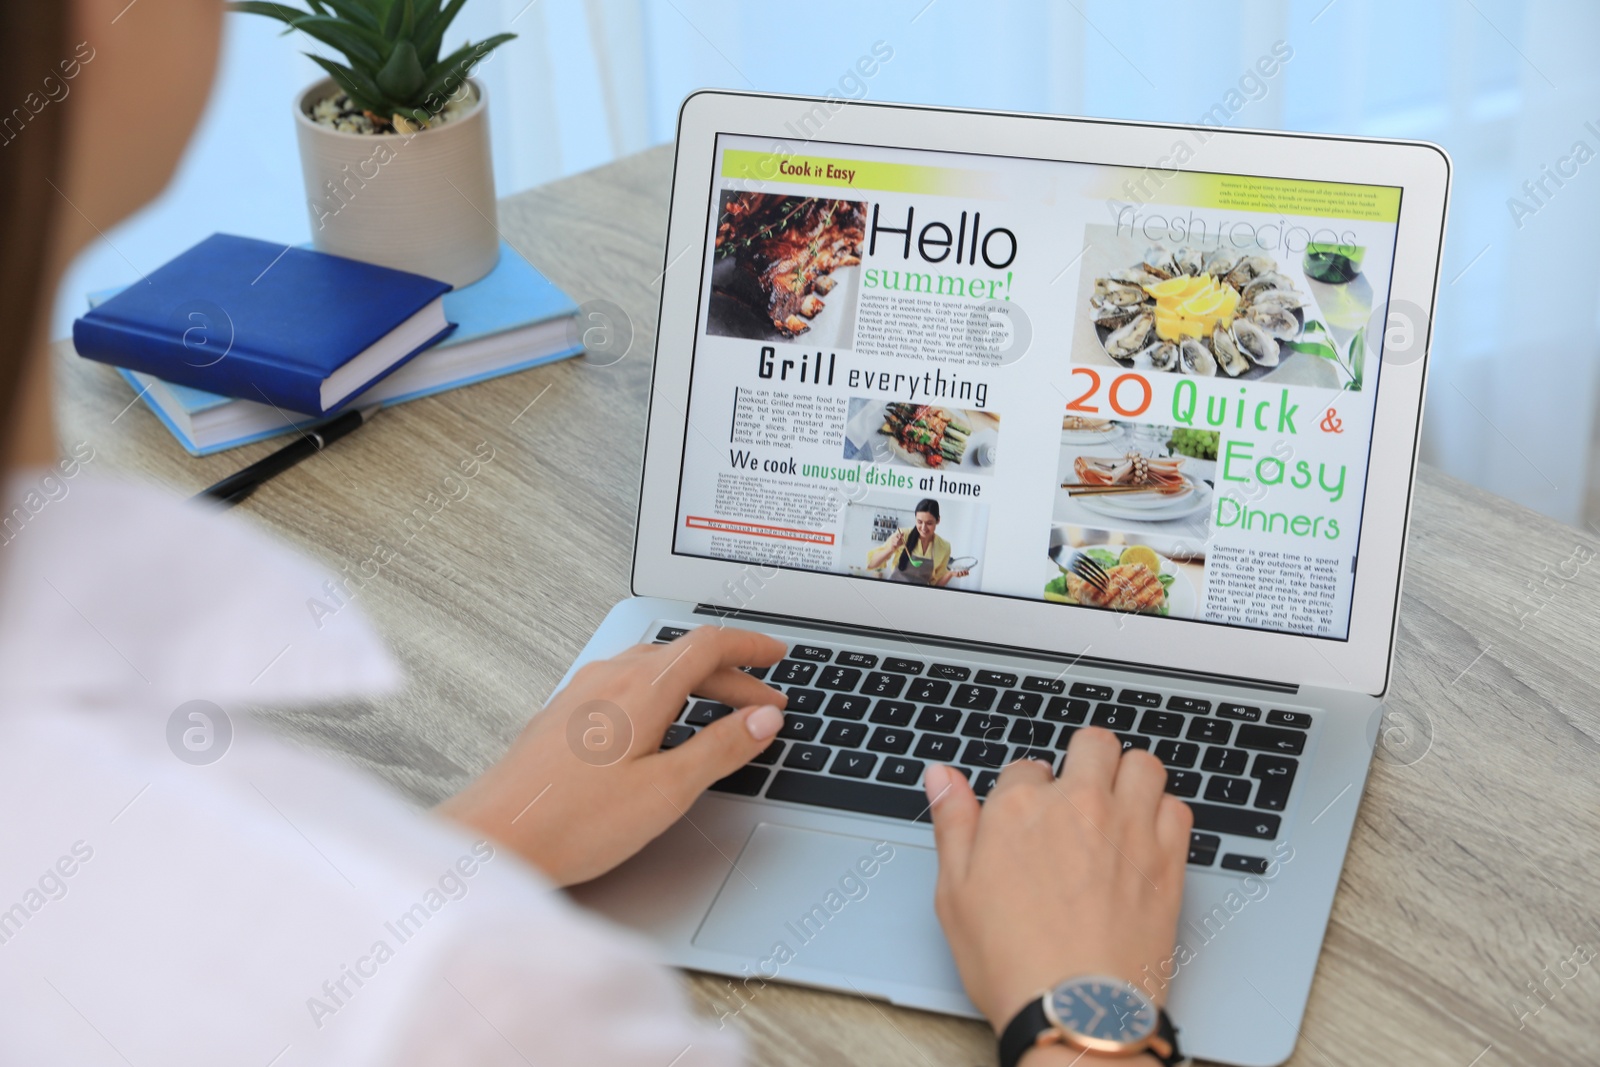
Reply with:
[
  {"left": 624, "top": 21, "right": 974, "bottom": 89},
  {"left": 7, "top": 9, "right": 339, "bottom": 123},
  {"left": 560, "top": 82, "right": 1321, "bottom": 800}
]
[{"left": 1090, "top": 245, "right": 1308, "bottom": 379}]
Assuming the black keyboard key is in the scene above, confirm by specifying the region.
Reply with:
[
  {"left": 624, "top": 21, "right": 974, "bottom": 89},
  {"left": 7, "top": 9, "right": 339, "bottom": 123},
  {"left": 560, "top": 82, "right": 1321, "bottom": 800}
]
[
  {"left": 869, "top": 700, "right": 916, "bottom": 726},
  {"left": 867, "top": 727, "right": 914, "bottom": 755},
  {"left": 976, "top": 670, "right": 1019, "bottom": 688},
  {"left": 861, "top": 672, "right": 906, "bottom": 698},
  {"left": 740, "top": 665, "right": 771, "bottom": 680},
  {"left": 998, "top": 691, "right": 1043, "bottom": 717},
  {"left": 772, "top": 660, "right": 817, "bottom": 686},
  {"left": 1071, "top": 682, "right": 1113, "bottom": 701},
  {"left": 1115, "top": 733, "right": 1151, "bottom": 752},
  {"left": 655, "top": 626, "right": 690, "bottom": 641},
  {"left": 961, "top": 712, "right": 1010, "bottom": 741},
  {"left": 820, "top": 721, "right": 867, "bottom": 748},
  {"left": 1153, "top": 740, "right": 1199, "bottom": 768},
  {"left": 914, "top": 733, "right": 960, "bottom": 761},
  {"left": 1167, "top": 696, "right": 1211, "bottom": 714},
  {"left": 750, "top": 740, "right": 784, "bottom": 765},
  {"left": 1092, "top": 703, "right": 1137, "bottom": 730},
  {"left": 1188, "top": 831, "right": 1219, "bottom": 865},
  {"left": 929, "top": 663, "right": 971, "bottom": 681},
  {"left": 907, "top": 679, "right": 952, "bottom": 704},
  {"left": 1022, "top": 676, "right": 1067, "bottom": 694},
  {"left": 961, "top": 739, "right": 1008, "bottom": 768},
  {"left": 824, "top": 694, "right": 872, "bottom": 720},
  {"left": 790, "top": 644, "right": 834, "bottom": 662},
  {"left": 817, "top": 666, "right": 863, "bottom": 692},
  {"left": 661, "top": 724, "right": 695, "bottom": 749},
  {"left": 1053, "top": 725, "right": 1080, "bottom": 751},
  {"left": 1250, "top": 754, "right": 1298, "bottom": 811},
  {"left": 1137, "top": 710, "right": 1185, "bottom": 737},
  {"left": 838, "top": 651, "right": 878, "bottom": 669},
  {"left": 1205, "top": 775, "right": 1253, "bottom": 805},
  {"left": 1267, "top": 710, "right": 1313, "bottom": 729},
  {"left": 970, "top": 769, "right": 1000, "bottom": 796},
  {"left": 1043, "top": 697, "right": 1091, "bottom": 724},
  {"left": 785, "top": 688, "right": 825, "bottom": 713},
  {"left": 877, "top": 756, "right": 924, "bottom": 786},
  {"left": 686, "top": 700, "right": 733, "bottom": 726},
  {"left": 916, "top": 707, "right": 962, "bottom": 734},
  {"left": 1202, "top": 746, "right": 1247, "bottom": 775},
  {"left": 778, "top": 716, "right": 822, "bottom": 742},
  {"left": 1216, "top": 703, "right": 1262, "bottom": 722},
  {"left": 1236, "top": 724, "right": 1306, "bottom": 755},
  {"left": 1188, "top": 803, "right": 1280, "bottom": 840},
  {"left": 783, "top": 743, "right": 830, "bottom": 770},
  {"left": 881, "top": 657, "right": 924, "bottom": 675},
  {"left": 1011, "top": 746, "right": 1056, "bottom": 766},
  {"left": 1008, "top": 719, "right": 1055, "bottom": 747},
  {"left": 952, "top": 684, "right": 999, "bottom": 711},
  {"left": 709, "top": 765, "right": 770, "bottom": 796},
  {"left": 1221, "top": 854, "right": 1270, "bottom": 875},
  {"left": 1165, "top": 769, "right": 1202, "bottom": 797},
  {"left": 1120, "top": 688, "right": 1162, "bottom": 707},
  {"left": 766, "top": 770, "right": 930, "bottom": 821},
  {"left": 1187, "top": 718, "right": 1233, "bottom": 744},
  {"left": 830, "top": 750, "right": 878, "bottom": 779}
]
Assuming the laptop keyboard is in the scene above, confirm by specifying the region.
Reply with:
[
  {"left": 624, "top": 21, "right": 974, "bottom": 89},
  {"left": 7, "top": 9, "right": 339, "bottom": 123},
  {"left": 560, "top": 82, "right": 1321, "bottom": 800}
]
[{"left": 654, "top": 625, "right": 1311, "bottom": 874}]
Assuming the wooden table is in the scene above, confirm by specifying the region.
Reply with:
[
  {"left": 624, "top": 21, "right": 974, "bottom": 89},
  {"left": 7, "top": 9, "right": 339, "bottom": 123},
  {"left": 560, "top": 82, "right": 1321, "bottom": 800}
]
[{"left": 54, "top": 145, "right": 1600, "bottom": 1066}]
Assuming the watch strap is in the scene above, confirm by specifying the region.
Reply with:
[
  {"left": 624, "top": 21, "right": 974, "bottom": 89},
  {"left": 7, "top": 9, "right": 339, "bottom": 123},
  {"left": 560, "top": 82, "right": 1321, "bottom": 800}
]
[
  {"left": 997, "top": 997, "right": 1185, "bottom": 1067},
  {"left": 997, "top": 996, "right": 1052, "bottom": 1067}
]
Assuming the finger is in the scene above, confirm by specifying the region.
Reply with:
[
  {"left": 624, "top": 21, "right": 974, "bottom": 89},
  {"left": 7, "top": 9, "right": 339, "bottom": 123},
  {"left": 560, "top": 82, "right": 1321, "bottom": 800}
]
[
  {"left": 1112, "top": 748, "right": 1169, "bottom": 826},
  {"left": 688, "top": 666, "right": 787, "bottom": 710},
  {"left": 648, "top": 627, "right": 787, "bottom": 707},
  {"left": 657, "top": 703, "right": 784, "bottom": 799},
  {"left": 924, "top": 764, "right": 979, "bottom": 882},
  {"left": 1154, "top": 795, "right": 1194, "bottom": 865},
  {"left": 1059, "top": 726, "right": 1122, "bottom": 794},
  {"left": 990, "top": 755, "right": 1055, "bottom": 797}
]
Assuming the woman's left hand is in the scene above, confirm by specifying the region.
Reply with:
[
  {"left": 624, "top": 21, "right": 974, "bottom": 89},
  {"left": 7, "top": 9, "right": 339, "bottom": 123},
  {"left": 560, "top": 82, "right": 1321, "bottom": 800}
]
[{"left": 440, "top": 626, "right": 788, "bottom": 885}]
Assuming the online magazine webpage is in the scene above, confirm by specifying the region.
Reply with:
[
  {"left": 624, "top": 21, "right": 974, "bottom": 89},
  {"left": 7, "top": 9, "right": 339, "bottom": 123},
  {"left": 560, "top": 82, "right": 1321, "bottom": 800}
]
[{"left": 672, "top": 133, "right": 1403, "bottom": 640}]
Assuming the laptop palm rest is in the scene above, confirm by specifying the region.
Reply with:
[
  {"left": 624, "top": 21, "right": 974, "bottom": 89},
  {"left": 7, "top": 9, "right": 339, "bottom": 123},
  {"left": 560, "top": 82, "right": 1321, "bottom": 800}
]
[{"left": 691, "top": 822, "right": 961, "bottom": 990}]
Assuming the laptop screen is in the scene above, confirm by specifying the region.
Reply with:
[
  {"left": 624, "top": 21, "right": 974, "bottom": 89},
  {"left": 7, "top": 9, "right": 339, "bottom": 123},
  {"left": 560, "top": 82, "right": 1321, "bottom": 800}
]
[{"left": 671, "top": 133, "right": 1403, "bottom": 642}]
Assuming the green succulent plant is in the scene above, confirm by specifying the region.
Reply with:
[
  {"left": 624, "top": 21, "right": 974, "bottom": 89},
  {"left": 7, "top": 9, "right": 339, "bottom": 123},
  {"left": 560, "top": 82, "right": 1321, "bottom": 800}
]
[{"left": 229, "top": 1, "right": 514, "bottom": 130}]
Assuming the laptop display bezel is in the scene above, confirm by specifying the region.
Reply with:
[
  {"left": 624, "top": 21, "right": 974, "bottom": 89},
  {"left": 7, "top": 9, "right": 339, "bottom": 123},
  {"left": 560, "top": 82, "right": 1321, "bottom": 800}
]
[{"left": 632, "top": 90, "right": 1449, "bottom": 697}]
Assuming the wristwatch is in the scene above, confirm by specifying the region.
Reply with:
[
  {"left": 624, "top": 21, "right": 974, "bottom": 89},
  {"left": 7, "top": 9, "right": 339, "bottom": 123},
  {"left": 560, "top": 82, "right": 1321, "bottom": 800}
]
[{"left": 998, "top": 975, "right": 1184, "bottom": 1067}]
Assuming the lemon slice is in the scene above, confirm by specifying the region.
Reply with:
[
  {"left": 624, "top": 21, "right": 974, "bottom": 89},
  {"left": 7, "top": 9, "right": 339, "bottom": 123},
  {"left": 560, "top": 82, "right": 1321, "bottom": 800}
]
[
  {"left": 1119, "top": 545, "right": 1162, "bottom": 572},
  {"left": 1181, "top": 289, "right": 1227, "bottom": 317},
  {"left": 1143, "top": 276, "right": 1195, "bottom": 299}
]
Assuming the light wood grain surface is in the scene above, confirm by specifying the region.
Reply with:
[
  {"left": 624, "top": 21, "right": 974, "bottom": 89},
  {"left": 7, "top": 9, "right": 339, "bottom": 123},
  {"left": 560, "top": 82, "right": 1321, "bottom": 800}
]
[{"left": 54, "top": 145, "right": 1600, "bottom": 1067}]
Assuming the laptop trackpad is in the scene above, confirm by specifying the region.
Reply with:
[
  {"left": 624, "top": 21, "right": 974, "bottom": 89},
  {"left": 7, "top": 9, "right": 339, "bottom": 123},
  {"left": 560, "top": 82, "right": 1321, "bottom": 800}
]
[{"left": 691, "top": 822, "right": 960, "bottom": 989}]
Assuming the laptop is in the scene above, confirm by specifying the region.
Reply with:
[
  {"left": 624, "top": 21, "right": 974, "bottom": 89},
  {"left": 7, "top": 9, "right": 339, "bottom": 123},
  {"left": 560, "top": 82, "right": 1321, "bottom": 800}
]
[{"left": 566, "top": 90, "right": 1449, "bottom": 1066}]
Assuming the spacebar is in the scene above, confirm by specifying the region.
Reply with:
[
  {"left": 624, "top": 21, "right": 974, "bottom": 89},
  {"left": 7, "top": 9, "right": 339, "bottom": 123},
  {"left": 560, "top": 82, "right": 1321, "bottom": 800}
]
[
  {"left": 766, "top": 771, "right": 932, "bottom": 823},
  {"left": 1187, "top": 802, "right": 1280, "bottom": 840}
]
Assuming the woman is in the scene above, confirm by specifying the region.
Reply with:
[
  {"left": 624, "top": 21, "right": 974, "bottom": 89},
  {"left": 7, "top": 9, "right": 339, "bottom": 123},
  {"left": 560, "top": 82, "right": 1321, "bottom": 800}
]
[
  {"left": 865, "top": 497, "right": 972, "bottom": 587},
  {"left": 0, "top": 5, "right": 1190, "bottom": 1066}
]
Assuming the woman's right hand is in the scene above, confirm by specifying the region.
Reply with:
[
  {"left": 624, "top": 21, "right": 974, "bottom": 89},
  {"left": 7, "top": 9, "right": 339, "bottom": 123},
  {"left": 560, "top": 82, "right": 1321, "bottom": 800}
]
[{"left": 924, "top": 727, "right": 1192, "bottom": 1035}]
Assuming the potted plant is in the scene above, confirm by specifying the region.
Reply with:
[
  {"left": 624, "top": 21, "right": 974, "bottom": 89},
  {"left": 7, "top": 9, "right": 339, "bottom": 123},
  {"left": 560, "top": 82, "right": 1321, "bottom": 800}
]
[{"left": 230, "top": 1, "right": 515, "bottom": 286}]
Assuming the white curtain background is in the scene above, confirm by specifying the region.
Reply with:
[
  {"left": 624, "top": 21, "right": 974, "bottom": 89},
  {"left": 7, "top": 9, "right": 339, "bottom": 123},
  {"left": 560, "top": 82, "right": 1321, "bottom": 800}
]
[{"left": 56, "top": 0, "right": 1600, "bottom": 525}]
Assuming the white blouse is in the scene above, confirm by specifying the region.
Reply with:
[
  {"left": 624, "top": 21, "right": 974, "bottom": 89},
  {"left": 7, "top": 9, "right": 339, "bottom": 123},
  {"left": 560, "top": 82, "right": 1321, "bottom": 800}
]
[{"left": 0, "top": 469, "right": 741, "bottom": 1067}]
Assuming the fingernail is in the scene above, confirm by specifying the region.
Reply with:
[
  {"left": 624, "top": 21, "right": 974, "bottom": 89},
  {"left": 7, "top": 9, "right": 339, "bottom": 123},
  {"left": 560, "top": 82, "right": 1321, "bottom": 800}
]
[
  {"left": 923, "top": 764, "right": 947, "bottom": 802},
  {"left": 746, "top": 705, "right": 783, "bottom": 741}
]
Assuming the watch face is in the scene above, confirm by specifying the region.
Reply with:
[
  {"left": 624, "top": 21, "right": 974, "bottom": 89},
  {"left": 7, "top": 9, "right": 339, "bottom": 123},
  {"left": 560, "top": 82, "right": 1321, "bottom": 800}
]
[{"left": 1046, "top": 976, "right": 1157, "bottom": 1049}]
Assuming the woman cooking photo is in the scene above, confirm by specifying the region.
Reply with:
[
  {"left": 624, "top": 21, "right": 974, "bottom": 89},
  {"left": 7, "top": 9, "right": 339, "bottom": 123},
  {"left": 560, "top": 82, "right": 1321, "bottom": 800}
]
[{"left": 866, "top": 498, "right": 972, "bottom": 587}]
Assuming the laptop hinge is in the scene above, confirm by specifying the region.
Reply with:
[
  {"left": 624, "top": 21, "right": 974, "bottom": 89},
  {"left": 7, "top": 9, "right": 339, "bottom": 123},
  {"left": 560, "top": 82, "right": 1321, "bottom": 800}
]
[{"left": 693, "top": 604, "right": 1300, "bottom": 695}]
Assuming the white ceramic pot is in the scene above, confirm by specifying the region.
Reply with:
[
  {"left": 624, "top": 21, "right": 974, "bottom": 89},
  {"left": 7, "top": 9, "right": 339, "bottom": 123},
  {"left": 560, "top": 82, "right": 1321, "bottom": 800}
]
[{"left": 293, "top": 77, "right": 499, "bottom": 287}]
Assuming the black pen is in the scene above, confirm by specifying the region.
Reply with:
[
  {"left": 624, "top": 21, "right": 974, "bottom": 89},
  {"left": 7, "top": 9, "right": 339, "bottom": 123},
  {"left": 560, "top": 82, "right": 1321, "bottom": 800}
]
[{"left": 194, "top": 405, "right": 378, "bottom": 508}]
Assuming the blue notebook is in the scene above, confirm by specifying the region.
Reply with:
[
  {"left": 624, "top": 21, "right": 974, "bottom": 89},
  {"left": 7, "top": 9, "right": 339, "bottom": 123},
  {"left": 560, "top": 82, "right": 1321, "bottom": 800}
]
[
  {"left": 74, "top": 234, "right": 455, "bottom": 416},
  {"left": 93, "top": 241, "right": 583, "bottom": 455}
]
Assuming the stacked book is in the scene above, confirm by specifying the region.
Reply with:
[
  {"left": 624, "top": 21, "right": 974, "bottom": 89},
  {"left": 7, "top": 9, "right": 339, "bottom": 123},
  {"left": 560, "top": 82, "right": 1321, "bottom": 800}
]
[{"left": 75, "top": 234, "right": 582, "bottom": 454}]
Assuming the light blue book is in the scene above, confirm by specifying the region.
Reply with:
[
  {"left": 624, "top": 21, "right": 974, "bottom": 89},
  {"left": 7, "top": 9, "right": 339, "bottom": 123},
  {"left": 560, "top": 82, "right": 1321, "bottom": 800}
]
[{"left": 92, "top": 241, "right": 582, "bottom": 454}]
